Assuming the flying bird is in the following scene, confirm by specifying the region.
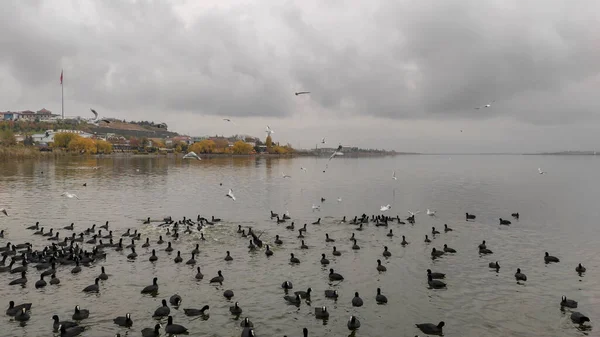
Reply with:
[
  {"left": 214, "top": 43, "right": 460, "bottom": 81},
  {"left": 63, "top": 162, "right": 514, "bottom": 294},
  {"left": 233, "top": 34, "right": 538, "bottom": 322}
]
[
  {"left": 300, "top": 167, "right": 307, "bottom": 172},
  {"left": 380, "top": 205, "right": 391, "bottom": 212},
  {"left": 226, "top": 189, "right": 236, "bottom": 201},
  {"left": 61, "top": 192, "right": 79, "bottom": 199},
  {"left": 0, "top": 208, "right": 8, "bottom": 216},
  {"left": 223, "top": 119, "right": 235, "bottom": 125},
  {"left": 475, "top": 100, "right": 495, "bottom": 109},
  {"left": 337, "top": 197, "right": 342, "bottom": 203},
  {"left": 328, "top": 145, "right": 344, "bottom": 161},
  {"left": 295, "top": 91, "right": 310, "bottom": 96},
  {"left": 183, "top": 151, "right": 201, "bottom": 160},
  {"left": 392, "top": 171, "right": 397, "bottom": 180},
  {"left": 266, "top": 126, "right": 274, "bottom": 136},
  {"left": 312, "top": 204, "right": 320, "bottom": 211},
  {"left": 282, "top": 172, "right": 291, "bottom": 178},
  {"left": 427, "top": 209, "right": 436, "bottom": 216},
  {"left": 538, "top": 168, "right": 546, "bottom": 174},
  {"left": 90, "top": 108, "right": 98, "bottom": 119},
  {"left": 321, "top": 138, "right": 326, "bottom": 144},
  {"left": 408, "top": 210, "right": 420, "bottom": 216}
]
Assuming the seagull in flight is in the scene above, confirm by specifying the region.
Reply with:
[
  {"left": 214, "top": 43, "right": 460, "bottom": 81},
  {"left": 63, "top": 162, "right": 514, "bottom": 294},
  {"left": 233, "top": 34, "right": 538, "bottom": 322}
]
[
  {"left": 538, "top": 168, "right": 546, "bottom": 174},
  {"left": 61, "top": 192, "right": 79, "bottom": 199},
  {"left": 295, "top": 91, "right": 310, "bottom": 96},
  {"left": 223, "top": 118, "right": 236, "bottom": 124},
  {"left": 0, "top": 208, "right": 8, "bottom": 216},
  {"left": 321, "top": 138, "right": 326, "bottom": 144},
  {"left": 89, "top": 108, "right": 111, "bottom": 124},
  {"left": 328, "top": 145, "right": 344, "bottom": 161},
  {"left": 337, "top": 197, "right": 342, "bottom": 203},
  {"left": 408, "top": 210, "right": 420, "bottom": 216},
  {"left": 282, "top": 172, "right": 291, "bottom": 178},
  {"left": 475, "top": 100, "right": 495, "bottom": 109},
  {"left": 392, "top": 171, "right": 397, "bottom": 180},
  {"left": 300, "top": 167, "right": 307, "bottom": 172},
  {"left": 265, "top": 125, "right": 275, "bottom": 136},
  {"left": 312, "top": 204, "right": 320, "bottom": 211},
  {"left": 427, "top": 209, "right": 436, "bottom": 216},
  {"left": 183, "top": 151, "right": 201, "bottom": 160},
  {"left": 226, "top": 189, "right": 236, "bottom": 201},
  {"left": 380, "top": 204, "right": 391, "bottom": 212},
  {"left": 90, "top": 108, "right": 98, "bottom": 120}
]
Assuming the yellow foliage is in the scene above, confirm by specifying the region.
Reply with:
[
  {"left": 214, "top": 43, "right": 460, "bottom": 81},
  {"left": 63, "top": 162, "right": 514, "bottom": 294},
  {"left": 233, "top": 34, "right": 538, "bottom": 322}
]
[
  {"left": 189, "top": 139, "right": 216, "bottom": 154},
  {"left": 53, "top": 133, "right": 80, "bottom": 148},
  {"left": 68, "top": 137, "right": 97, "bottom": 154},
  {"left": 266, "top": 135, "right": 273, "bottom": 148},
  {"left": 271, "top": 145, "right": 288, "bottom": 154},
  {"left": 153, "top": 140, "right": 165, "bottom": 148},
  {"left": 231, "top": 141, "right": 254, "bottom": 154},
  {"left": 95, "top": 139, "right": 113, "bottom": 154}
]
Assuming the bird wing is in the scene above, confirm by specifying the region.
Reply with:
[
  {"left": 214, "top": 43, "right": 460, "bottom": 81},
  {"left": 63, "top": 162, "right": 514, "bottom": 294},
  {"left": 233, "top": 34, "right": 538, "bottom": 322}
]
[{"left": 90, "top": 109, "right": 98, "bottom": 119}]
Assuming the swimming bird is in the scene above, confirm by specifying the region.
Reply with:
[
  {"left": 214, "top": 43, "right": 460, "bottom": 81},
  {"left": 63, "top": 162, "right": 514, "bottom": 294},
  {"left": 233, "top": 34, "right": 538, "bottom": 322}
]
[
  {"left": 9, "top": 270, "right": 27, "bottom": 285},
  {"left": 561, "top": 296, "right": 578, "bottom": 308},
  {"left": 0, "top": 208, "right": 7, "bottom": 216},
  {"left": 466, "top": 213, "right": 476, "bottom": 220},
  {"left": 153, "top": 299, "right": 170, "bottom": 317},
  {"left": 14, "top": 307, "right": 30, "bottom": 321},
  {"left": 295, "top": 287, "right": 312, "bottom": 299},
  {"left": 416, "top": 321, "right": 445, "bottom": 335},
  {"left": 240, "top": 317, "right": 254, "bottom": 327},
  {"left": 210, "top": 270, "right": 224, "bottom": 284},
  {"left": 432, "top": 227, "right": 440, "bottom": 235},
  {"left": 570, "top": 312, "right": 590, "bottom": 325},
  {"left": 401, "top": 235, "right": 408, "bottom": 245},
  {"left": 377, "top": 259, "right": 387, "bottom": 272},
  {"left": 183, "top": 151, "right": 201, "bottom": 160},
  {"left": 230, "top": 302, "right": 242, "bottom": 315},
  {"left": 141, "top": 277, "right": 158, "bottom": 294},
  {"left": 6, "top": 301, "right": 32, "bottom": 316},
  {"left": 383, "top": 246, "right": 391, "bottom": 257},
  {"left": 380, "top": 204, "right": 391, "bottom": 212},
  {"left": 315, "top": 306, "right": 329, "bottom": 319},
  {"left": 226, "top": 189, "right": 236, "bottom": 201},
  {"left": 284, "top": 293, "right": 302, "bottom": 305},
  {"left": 320, "top": 254, "right": 330, "bottom": 265},
  {"left": 443, "top": 244, "right": 456, "bottom": 253},
  {"left": 347, "top": 315, "right": 361, "bottom": 330},
  {"left": 61, "top": 192, "right": 79, "bottom": 199},
  {"left": 431, "top": 248, "right": 444, "bottom": 257},
  {"left": 141, "top": 323, "right": 162, "bottom": 337},
  {"left": 332, "top": 246, "right": 341, "bottom": 256},
  {"left": 427, "top": 209, "right": 436, "bottom": 216},
  {"left": 290, "top": 253, "right": 300, "bottom": 264},
  {"left": 538, "top": 168, "right": 546, "bottom": 174},
  {"left": 444, "top": 224, "right": 453, "bottom": 232},
  {"left": 53, "top": 315, "right": 78, "bottom": 331},
  {"left": 515, "top": 268, "right": 527, "bottom": 282},
  {"left": 427, "top": 269, "right": 445, "bottom": 279},
  {"left": 183, "top": 305, "right": 209, "bottom": 317},
  {"left": 489, "top": 261, "right": 500, "bottom": 271},
  {"left": 376, "top": 288, "right": 388, "bottom": 304},
  {"left": 544, "top": 252, "right": 559, "bottom": 263},
  {"left": 225, "top": 251, "right": 233, "bottom": 261},
  {"left": 295, "top": 91, "right": 310, "bottom": 96},
  {"left": 223, "top": 289, "right": 234, "bottom": 299},
  {"left": 324, "top": 289, "right": 339, "bottom": 299},
  {"left": 352, "top": 292, "right": 363, "bottom": 307},
  {"left": 59, "top": 324, "right": 85, "bottom": 337},
  {"left": 511, "top": 212, "right": 520, "bottom": 219},
  {"left": 113, "top": 313, "right": 133, "bottom": 327},
  {"left": 499, "top": 218, "right": 511, "bottom": 225},
  {"left": 576, "top": 263, "right": 586, "bottom": 273},
  {"left": 424, "top": 235, "right": 431, "bottom": 243},
  {"left": 72, "top": 305, "right": 89, "bottom": 320},
  {"left": 35, "top": 274, "right": 47, "bottom": 288},
  {"left": 329, "top": 268, "right": 344, "bottom": 281},
  {"left": 165, "top": 315, "right": 188, "bottom": 334},
  {"left": 428, "top": 273, "right": 447, "bottom": 289}
]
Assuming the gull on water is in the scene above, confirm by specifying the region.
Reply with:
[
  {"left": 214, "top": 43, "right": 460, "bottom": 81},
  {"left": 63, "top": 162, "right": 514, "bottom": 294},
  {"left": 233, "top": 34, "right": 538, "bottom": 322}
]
[
  {"left": 380, "top": 205, "right": 391, "bottom": 212},
  {"left": 538, "top": 168, "right": 546, "bottom": 174},
  {"left": 0, "top": 208, "right": 8, "bottom": 216},
  {"left": 392, "top": 171, "right": 397, "bottom": 180},
  {"left": 183, "top": 152, "right": 201, "bottom": 160},
  {"left": 226, "top": 189, "right": 236, "bottom": 201},
  {"left": 61, "top": 192, "right": 79, "bottom": 199},
  {"left": 282, "top": 172, "right": 291, "bottom": 178},
  {"left": 312, "top": 204, "right": 320, "bottom": 211},
  {"left": 427, "top": 209, "right": 436, "bottom": 216}
]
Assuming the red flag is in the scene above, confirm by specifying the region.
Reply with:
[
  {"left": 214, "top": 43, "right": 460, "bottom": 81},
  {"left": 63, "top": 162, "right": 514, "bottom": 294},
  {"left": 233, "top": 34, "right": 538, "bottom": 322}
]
[{"left": 60, "top": 70, "right": 63, "bottom": 85}]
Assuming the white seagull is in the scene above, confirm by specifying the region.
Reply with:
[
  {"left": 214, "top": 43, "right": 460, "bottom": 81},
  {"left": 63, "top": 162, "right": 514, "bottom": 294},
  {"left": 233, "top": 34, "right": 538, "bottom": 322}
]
[
  {"left": 408, "top": 210, "right": 420, "bottom": 216},
  {"left": 312, "top": 204, "right": 321, "bottom": 211},
  {"left": 392, "top": 171, "right": 397, "bottom": 180},
  {"left": 0, "top": 208, "right": 8, "bottom": 216},
  {"left": 61, "top": 192, "right": 79, "bottom": 199},
  {"left": 282, "top": 172, "right": 291, "bottom": 178},
  {"left": 337, "top": 197, "right": 342, "bottom": 203},
  {"left": 223, "top": 118, "right": 236, "bottom": 125},
  {"left": 328, "top": 145, "right": 344, "bottom": 161},
  {"left": 300, "top": 167, "right": 307, "bottom": 172},
  {"left": 321, "top": 138, "right": 326, "bottom": 144},
  {"left": 538, "top": 168, "right": 546, "bottom": 174},
  {"left": 380, "top": 204, "right": 391, "bottom": 212},
  {"left": 226, "top": 189, "right": 236, "bottom": 201},
  {"left": 475, "top": 100, "right": 495, "bottom": 109},
  {"left": 183, "top": 151, "right": 201, "bottom": 160},
  {"left": 266, "top": 125, "right": 275, "bottom": 136},
  {"left": 427, "top": 209, "right": 436, "bottom": 216}
]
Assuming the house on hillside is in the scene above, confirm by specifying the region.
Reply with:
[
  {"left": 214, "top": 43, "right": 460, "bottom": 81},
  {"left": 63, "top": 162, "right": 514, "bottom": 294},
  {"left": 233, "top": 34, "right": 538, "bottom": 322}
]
[
  {"left": 35, "top": 108, "right": 59, "bottom": 121},
  {"left": 31, "top": 129, "right": 93, "bottom": 143}
]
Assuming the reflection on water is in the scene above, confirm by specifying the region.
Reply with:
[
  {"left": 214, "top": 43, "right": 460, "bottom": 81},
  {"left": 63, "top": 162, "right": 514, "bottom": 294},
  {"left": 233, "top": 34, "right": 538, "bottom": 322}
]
[{"left": 0, "top": 155, "right": 598, "bottom": 337}]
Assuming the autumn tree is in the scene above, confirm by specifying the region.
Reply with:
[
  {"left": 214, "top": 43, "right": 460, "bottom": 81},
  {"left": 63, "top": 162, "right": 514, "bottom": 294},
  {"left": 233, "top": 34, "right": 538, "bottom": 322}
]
[
  {"left": 265, "top": 135, "right": 273, "bottom": 149},
  {"left": 0, "top": 130, "right": 16, "bottom": 146},
  {"left": 95, "top": 139, "right": 113, "bottom": 154},
  {"left": 232, "top": 141, "right": 254, "bottom": 154},
  {"left": 53, "top": 133, "right": 80, "bottom": 148},
  {"left": 68, "top": 137, "right": 97, "bottom": 154},
  {"left": 129, "top": 137, "right": 140, "bottom": 149},
  {"left": 212, "top": 138, "right": 229, "bottom": 153},
  {"left": 189, "top": 139, "right": 216, "bottom": 154}
]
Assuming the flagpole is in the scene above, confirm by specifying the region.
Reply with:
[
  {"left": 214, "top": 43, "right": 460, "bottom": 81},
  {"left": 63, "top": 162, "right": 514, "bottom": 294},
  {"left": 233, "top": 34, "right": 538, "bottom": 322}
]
[{"left": 61, "top": 71, "right": 64, "bottom": 120}]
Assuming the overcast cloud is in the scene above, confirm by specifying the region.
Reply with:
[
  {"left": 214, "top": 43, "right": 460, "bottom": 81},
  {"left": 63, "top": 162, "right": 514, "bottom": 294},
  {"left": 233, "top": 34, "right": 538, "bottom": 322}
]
[{"left": 1, "top": 0, "right": 599, "bottom": 153}]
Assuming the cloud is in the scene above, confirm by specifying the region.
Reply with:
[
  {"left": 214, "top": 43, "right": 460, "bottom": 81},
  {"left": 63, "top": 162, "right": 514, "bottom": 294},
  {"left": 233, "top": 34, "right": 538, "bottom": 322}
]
[{"left": 0, "top": 0, "right": 599, "bottom": 151}]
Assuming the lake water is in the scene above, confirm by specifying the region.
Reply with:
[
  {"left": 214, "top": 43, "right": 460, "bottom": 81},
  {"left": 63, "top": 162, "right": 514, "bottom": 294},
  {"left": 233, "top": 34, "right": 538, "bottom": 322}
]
[{"left": 0, "top": 155, "right": 598, "bottom": 337}]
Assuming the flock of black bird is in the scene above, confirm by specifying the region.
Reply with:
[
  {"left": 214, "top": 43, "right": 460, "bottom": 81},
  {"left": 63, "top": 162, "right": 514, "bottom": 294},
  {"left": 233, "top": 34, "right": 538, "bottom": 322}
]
[{"left": 0, "top": 208, "right": 592, "bottom": 336}]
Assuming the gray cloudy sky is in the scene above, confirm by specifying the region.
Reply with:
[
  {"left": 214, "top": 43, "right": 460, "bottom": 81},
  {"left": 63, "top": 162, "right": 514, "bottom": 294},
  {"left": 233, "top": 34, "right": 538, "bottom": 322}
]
[{"left": 1, "top": 0, "right": 599, "bottom": 153}]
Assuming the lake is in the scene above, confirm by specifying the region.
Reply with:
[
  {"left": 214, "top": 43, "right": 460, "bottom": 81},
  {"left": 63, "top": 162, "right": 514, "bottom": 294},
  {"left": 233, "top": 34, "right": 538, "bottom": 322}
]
[{"left": 0, "top": 155, "right": 598, "bottom": 337}]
